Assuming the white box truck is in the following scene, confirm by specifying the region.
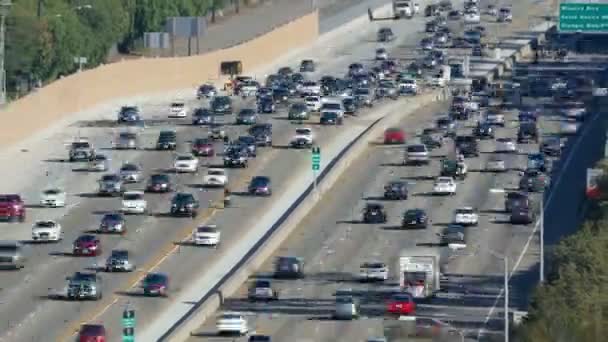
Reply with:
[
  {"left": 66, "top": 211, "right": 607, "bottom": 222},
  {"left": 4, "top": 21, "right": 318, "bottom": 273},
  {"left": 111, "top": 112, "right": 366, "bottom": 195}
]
[{"left": 399, "top": 247, "right": 441, "bottom": 298}]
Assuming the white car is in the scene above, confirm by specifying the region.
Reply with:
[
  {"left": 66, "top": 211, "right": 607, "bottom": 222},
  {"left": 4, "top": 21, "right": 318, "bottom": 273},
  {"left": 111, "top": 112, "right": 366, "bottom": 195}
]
[
  {"left": 300, "top": 81, "right": 321, "bottom": 96},
  {"left": 119, "top": 162, "right": 143, "bottom": 183},
  {"left": 464, "top": 10, "right": 481, "bottom": 24},
  {"left": 203, "top": 168, "right": 228, "bottom": 187},
  {"left": 405, "top": 144, "right": 430, "bottom": 165},
  {"left": 239, "top": 81, "right": 259, "bottom": 97},
  {"left": 290, "top": 128, "right": 314, "bottom": 148},
  {"left": 193, "top": 225, "right": 220, "bottom": 246},
  {"left": 40, "top": 188, "right": 66, "bottom": 207},
  {"left": 375, "top": 48, "right": 389, "bottom": 60},
  {"left": 359, "top": 262, "right": 388, "bottom": 281},
  {"left": 498, "top": 8, "right": 513, "bottom": 22},
  {"left": 433, "top": 177, "right": 457, "bottom": 195},
  {"left": 485, "top": 112, "right": 505, "bottom": 126},
  {"left": 496, "top": 138, "right": 517, "bottom": 153},
  {"left": 121, "top": 191, "right": 147, "bottom": 215},
  {"left": 305, "top": 96, "right": 322, "bottom": 112},
  {"left": 561, "top": 119, "right": 580, "bottom": 135},
  {"left": 169, "top": 101, "right": 187, "bottom": 118},
  {"left": 32, "top": 220, "right": 62, "bottom": 242},
  {"left": 174, "top": 154, "right": 199, "bottom": 173},
  {"left": 453, "top": 207, "right": 479, "bottom": 226},
  {"left": 486, "top": 155, "right": 507, "bottom": 172},
  {"left": 216, "top": 312, "right": 248, "bottom": 335},
  {"left": 399, "top": 78, "right": 418, "bottom": 94}
]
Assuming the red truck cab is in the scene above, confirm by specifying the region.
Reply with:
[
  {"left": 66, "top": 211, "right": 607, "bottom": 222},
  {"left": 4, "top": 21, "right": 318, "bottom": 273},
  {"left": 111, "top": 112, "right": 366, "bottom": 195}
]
[
  {"left": 0, "top": 194, "right": 25, "bottom": 222},
  {"left": 78, "top": 324, "right": 106, "bottom": 342}
]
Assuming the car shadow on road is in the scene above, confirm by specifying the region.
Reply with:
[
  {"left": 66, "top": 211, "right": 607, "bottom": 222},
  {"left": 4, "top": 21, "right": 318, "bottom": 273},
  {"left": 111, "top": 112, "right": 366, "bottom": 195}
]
[
  {"left": 380, "top": 162, "right": 405, "bottom": 167},
  {"left": 363, "top": 196, "right": 389, "bottom": 201},
  {"left": 43, "top": 158, "right": 69, "bottom": 163},
  {"left": 272, "top": 144, "right": 292, "bottom": 149},
  {"left": 401, "top": 175, "right": 435, "bottom": 181},
  {"left": 336, "top": 219, "right": 363, "bottom": 224}
]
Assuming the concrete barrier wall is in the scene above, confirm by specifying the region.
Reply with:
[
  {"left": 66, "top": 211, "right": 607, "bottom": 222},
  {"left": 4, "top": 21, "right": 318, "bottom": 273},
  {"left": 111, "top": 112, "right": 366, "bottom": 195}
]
[
  {"left": 0, "top": 11, "right": 319, "bottom": 150},
  {"left": 170, "top": 91, "right": 439, "bottom": 341}
]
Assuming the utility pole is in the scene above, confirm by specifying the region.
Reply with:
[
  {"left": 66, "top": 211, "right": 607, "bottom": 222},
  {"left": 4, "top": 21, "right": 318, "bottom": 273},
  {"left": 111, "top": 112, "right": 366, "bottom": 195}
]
[
  {"left": 0, "top": 0, "right": 11, "bottom": 107},
  {"left": 504, "top": 256, "right": 509, "bottom": 342}
]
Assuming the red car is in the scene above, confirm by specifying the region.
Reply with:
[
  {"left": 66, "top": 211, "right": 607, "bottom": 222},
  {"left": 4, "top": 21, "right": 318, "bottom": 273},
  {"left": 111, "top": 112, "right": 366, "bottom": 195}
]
[
  {"left": 384, "top": 127, "right": 406, "bottom": 144},
  {"left": 73, "top": 234, "right": 101, "bottom": 256},
  {"left": 192, "top": 138, "right": 215, "bottom": 157},
  {"left": 0, "top": 194, "right": 25, "bottom": 222},
  {"left": 387, "top": 293, "right": 416, "bottom": 315},
  {"left": 78, "top": 324, "right": 106, "bottom": 342}
]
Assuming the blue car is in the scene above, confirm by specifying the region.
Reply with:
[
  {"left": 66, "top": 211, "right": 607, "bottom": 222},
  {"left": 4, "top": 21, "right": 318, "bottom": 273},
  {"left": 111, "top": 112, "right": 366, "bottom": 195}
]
[{"left": 527, "top": 153, "right": 547, "bottom": 172}]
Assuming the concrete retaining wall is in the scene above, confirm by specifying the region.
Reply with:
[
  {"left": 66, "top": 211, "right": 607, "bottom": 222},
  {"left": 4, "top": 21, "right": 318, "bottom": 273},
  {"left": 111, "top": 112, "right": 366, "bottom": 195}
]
[
  {"left": 169, "top": 91, "right": 439, "bottom": 341},
  {"left": 0, "top": 11, "right": 319, "bottom": 152}
]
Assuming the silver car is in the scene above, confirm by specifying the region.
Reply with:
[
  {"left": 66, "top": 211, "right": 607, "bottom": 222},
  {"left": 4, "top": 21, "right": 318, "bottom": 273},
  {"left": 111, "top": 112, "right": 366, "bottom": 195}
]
[
  {"left": 0, "top": 241, "right": 28, "bottom": 269},
  {"left": 98, "top": 174, "right": 124, "bottom": 196},
  {"left": 119, "top": 163, "right": 143, "bottom": 183},
  {"left": 115, "top": 131, "right": 139, "bottom": 150},
  {"left": 334, "top": 295, "right": 359, "bottom": 320},
  {"left": 88, "top": 154, "right": 109, "bottom": 171}
]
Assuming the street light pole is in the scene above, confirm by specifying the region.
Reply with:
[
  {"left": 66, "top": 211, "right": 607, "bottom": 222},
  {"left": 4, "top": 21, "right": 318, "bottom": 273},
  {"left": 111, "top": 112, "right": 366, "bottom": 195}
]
[
  {"left": 504, "top": 255, "right": 509, "bottom": 342},
  {"left": 0, "top": 0, "right": 11, "bottom": 107},
  {"left": 540, "top": 194, "right": 545, "bottom": 283}
]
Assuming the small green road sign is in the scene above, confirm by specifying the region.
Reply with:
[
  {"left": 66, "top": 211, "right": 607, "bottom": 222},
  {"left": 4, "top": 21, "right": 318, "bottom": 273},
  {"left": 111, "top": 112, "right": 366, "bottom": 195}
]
[
  {"left": 559, "top": 3, "right": 608, "bottom": 33},
  {"left": 312, "top": 147, "right": 321, "bottom": 171},
  {"left": 123, "top": 309, "right": 135, "bottom": 341}
]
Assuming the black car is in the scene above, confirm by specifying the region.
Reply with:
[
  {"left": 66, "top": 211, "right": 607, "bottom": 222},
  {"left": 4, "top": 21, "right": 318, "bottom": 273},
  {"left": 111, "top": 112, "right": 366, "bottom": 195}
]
[
  {"left": 455, "top": 135, "right": 479, "bottom": 157},
  {"left": 451, "top": 108, "right": 470, "bottom": 121},
  {"left": 510, "top": 207, "right": 536, "bottom": 225},
  {"left": 249, "top": 125, "right": 273, "bottom": 147},
  {"left": 146, "top": 174, "right": 173, "bottom": 193},
  {"left": 320, "top": 112, "right": 343, "bottom": 125},
  {"left": 362, "top": 203, "right": 387, "bottom": 223},
  {"left": 273, "top": 87, "right": 290, "bottom": 104},
  {"left": 211, "top": 96, "right": 232, "bottom": 115},
  {"left": 436, "top": 116, "right": 456, "bottom": 137},
  {"left": 439, "top": 224, "right": 466, "bottom": 248},
  {"left": 541, "top": 137, "right": 562, "bottom": 157},
  {"left": 401, "top": 209, "right": 428, "bottom": 229},
  {"left": 377, "top": 27, "right": 395, "bottom": 42},
  {"left": 192, "top": 108, "right": 215, "bottom": 125},
  {"left": 421, "top": 128, "right": 444, "bottom": 149},
  {"left": 505, "top": 192, "right": 530, "bottom": 213},
  {"left": 223, "top": 149, "right": 249, "bottom": 168},
  {"left": 425, "top": 4, "right": 439, "bottom": 16},
  {"left": 300, "top": 59, "right": 315, "bottom": 72},
  {"left": 237, "top": 136, "right": 258, "bottom": 157},
  {"left": 156, "top": 130, "right": 177, "bottom": 150},
  {"left": 118, "top": 106, "right": 141, "bottom": 123},
  {"left": 518, "top": 122, "right": 539, "bottom": 143},
  {"left": 257, "top": 96, "right": 276, "bottom": 114},
  {"left": 425, "top": 22, "right": 438, "bottom": 33},
  {"left": 342, "top": 98, "right": 357, "bottom": 114},
  {"left": 248, "top": 176, "right": 272, "bottom": 196},
  {"left": 384, "top": 181, "right": 408, "bottom": 200},
  {"left": 170, "top": 193, "right": 199, "bottom": 217},
  {"left": 274, "top": 256, "right": 304, "bottom": 279},
  {"left": 439, "top": 0, "right": 452, "bottom": 10},
  {"left": 448, "top": 10, "right": 461, "bottom": 20},
  {"left": 473, "top": 122, "right": 495, "bottom": 139}
]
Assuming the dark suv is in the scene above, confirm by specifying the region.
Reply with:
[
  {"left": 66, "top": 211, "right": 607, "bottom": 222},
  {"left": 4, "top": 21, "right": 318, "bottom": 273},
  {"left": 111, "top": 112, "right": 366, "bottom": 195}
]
[
  {"left": 455, "top": 135, "right": 479, "bottom": 157},
  {"left": 362, "top": 203, "right": 387, "bottom": 223},
  {"left": 383, "top": 181, "right": 408, "bottom": 200},
  {"left": 517, "top": 121, "right": 539, "bottom": 143},
  {"left": 274, "top": 256, "right": 305, "bottom": 279},
  {"left": 156, "top": 130, "right": 177, "bottom": 150},
  {"left": 211, "top": 96, "right": 233, "bottom": 115},
  {"left": 170, "top": 193, "right": 199, "bottom": 217}
]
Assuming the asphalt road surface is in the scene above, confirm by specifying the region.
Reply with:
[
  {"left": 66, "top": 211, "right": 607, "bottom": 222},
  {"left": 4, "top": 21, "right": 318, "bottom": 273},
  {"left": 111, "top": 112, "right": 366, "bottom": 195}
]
[{"left": 0, "top": 1, "right": 433, "bottom": 341}]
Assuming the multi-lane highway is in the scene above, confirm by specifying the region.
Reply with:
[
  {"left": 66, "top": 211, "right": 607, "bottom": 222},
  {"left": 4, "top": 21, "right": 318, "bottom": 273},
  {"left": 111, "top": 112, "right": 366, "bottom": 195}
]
[
  {"left": 0, "top": 0, "right": 567, "bottom": 341},
  {"left": 186, "top": 59, "right": 568, "bottom": 341},
  {"left": 0, "top": 1, "right": 433, "bottom": 341}
]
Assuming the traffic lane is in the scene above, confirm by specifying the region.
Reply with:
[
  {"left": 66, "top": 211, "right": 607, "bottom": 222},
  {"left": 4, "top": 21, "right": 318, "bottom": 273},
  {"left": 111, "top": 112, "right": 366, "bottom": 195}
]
[
  {"left": 188, "top": 102, "right": 528, "bottom": 340},
  {"left": 92, "top": 93, "right": 437, "bottom": 341}
]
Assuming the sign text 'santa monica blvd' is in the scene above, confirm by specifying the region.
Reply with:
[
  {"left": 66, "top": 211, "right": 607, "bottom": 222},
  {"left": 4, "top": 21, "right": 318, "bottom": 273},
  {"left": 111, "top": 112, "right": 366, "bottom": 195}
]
[{"left": 559, "top": 3, "right": 608, "bottom": 32}]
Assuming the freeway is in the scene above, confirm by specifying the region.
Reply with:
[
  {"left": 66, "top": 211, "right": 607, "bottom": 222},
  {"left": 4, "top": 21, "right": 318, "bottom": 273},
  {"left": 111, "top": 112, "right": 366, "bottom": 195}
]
[
  {"left": 0, "top": 1, "right": 431, "bottom": 342},
  {"left": 184, "top": 65, "right": 571, "bottom": 342}
]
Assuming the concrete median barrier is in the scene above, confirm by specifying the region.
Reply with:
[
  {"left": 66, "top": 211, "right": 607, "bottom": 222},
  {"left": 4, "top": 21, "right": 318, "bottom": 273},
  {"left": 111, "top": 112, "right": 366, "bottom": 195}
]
[
  {"left": 0, "top": 11, "right": 319, "bottom": 153},
  {"left": 164, "top": 91, "right": 439, "bottom": 341}
]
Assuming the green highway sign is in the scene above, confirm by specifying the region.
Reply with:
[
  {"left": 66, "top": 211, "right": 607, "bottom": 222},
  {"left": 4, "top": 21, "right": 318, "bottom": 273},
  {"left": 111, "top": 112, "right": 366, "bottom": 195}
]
[
  {"left": 123, "top": 309, "right": 135, "bottom": 341},
  {"left": 312, "top": 147, "right": 321, "bottom": 171},
  {"left": 122, "top": 317, "right": 135, "bottom": 328},
  {"left": 559, "top": 3, "right": 608, "bottom": 32}
]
